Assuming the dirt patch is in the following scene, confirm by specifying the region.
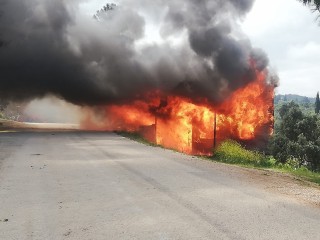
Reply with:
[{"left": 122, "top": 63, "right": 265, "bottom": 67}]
[{"left": 233, "top": 166, "right": 320, "bottom": 207}]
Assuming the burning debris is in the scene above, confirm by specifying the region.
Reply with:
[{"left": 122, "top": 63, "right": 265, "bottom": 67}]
[{"left": 0, "top": 0, "right": 277, "bottom": 154}]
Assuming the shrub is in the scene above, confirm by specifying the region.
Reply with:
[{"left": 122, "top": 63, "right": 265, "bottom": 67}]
[{"left": 213, "top": 140, "right": 269, "bottom": 167}]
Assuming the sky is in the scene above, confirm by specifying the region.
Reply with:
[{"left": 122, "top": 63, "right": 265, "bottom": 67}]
[
  {"left": 241, "top": 0, "right": 320, "bottom": 97},
  {"left": 82, "top": 0, "right": 320, "bottom": 98}
]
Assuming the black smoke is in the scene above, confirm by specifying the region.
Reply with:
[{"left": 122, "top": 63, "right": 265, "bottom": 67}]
[{"left": 0, "top": 0, "right": 273, "bottom": 106}]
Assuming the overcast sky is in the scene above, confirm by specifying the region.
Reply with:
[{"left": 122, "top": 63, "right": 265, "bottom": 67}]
[
  {"left": 82, "top": 0, "right": 320, "bottom": 97},
  {"left": 242, "top": 0, "right": 320, "bottom": 97}
]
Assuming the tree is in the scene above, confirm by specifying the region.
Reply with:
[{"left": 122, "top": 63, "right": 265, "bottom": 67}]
[
  {"left": 0, "top": 98, "right": 8, "bottom": 112},
  {"left": 269, "top": 102, "right": 320, "bottom": 171},
  {"left": 283, "top": 95, "right": 288, "bottom": 102},
  {"left": 274, "top": 95, "right": 281, "bottom": 104},
  {"left": 93, "top": 3, "right": 117, "bottom": 21},
  {"left": 301, "top": 96, "right": 310, "bottom": 108},
  {"left": 303, "top": 96, "right": 310, "bottom": 104},
  {"left": 300, "top": 0, "right": 320, "bottom": 12},
  {"left": 315, "top": 92, "right": 320, "bottom": 114},
  {"left": 278, "top": 102, "right": 304, "bottom": 141}
]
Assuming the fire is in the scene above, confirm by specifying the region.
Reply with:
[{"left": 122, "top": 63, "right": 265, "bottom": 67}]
[
  {"left": 82, "top": 70, "right": 274, "bottom": 155},
  {"left": 219, "top": 70, "right": 274, "bottom": 141}
]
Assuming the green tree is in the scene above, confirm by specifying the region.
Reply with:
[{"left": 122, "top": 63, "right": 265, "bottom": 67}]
[
  {"left": 301, "top": 96, "right": 310, "bottom": 109},
  {"left": 300, "top": 0, "right": 320, "bottom": 12},
  {"left": 283, "top": 95, "right": 288, "bottom": 102},
  {"left": 269, "top": 102, "right": 320, "bottom": 171},
  {"left": 93, "top": 3, "right": 116, "bottom": 20},
  {"left": 315, "top": 92, "right": 320, "bottom": 114},
  {"left": 303, "top": 96, "right": 310, "bottom": 104},
  {"left": 269, "top": 134, "right": 289, "bottom": 163},
  {"left": 278, "top": 102, "right": 304, "bottom": 141}
]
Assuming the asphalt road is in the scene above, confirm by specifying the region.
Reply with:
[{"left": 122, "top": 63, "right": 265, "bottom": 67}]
[{"left": 0, "top": 131, "right": 319, "bottom": 240}]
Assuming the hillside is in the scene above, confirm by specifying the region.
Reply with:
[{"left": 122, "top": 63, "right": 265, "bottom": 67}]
[{"left": 275, "top": 94, "right": 316, "bottom": 104}]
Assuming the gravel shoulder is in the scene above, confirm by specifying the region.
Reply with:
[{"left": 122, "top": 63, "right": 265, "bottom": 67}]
[{"left": 204, "top": 161, "right": 320, "bottom": 207}]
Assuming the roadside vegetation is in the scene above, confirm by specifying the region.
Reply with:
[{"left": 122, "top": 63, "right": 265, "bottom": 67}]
[
  {"left": 212, "top": 139, "right": 320, "bottom": 185},
  {"left": 271, "top": 94, "right": 320, "bottom": 172},
  {"left": 213, "top": 140, "right": 271, "bottom": 167},
  {"left": 0, "top": 98, "right": 7, "bottom": 119}
]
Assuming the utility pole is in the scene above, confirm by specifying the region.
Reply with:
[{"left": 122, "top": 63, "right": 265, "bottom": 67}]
[
  {"left": 213, "top": 112, "right": 217, "bottom": 149},
  {"left": 154, "top": 114, "right": 157, "bottom": 144}
]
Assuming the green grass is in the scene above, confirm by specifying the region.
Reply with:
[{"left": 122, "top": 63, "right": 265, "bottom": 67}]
[
  {"left": 292, "top": 169, "right": 320, "bottom": 185},
  {"left": 212, "top": 140, "right": 320, "bottom": 185},
  {"left": 213, "top": 140, "right": 272, "bottom": 167},
  {"left": 277, "top": 165, "right": 320, "bottom": 185}
]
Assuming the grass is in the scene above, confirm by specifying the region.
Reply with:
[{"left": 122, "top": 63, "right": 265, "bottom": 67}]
[
  {"left": 212, "top": 140, "right": 320, "bottom": 185},
  {"left": 292, "top": 169, "right": 320, "bottom": 185},
  {"left": 276, "top": 164, "right": 320, "bottom": 185},
  {"left": 213, "top": 140, "right": 272, "bottom": 167}
]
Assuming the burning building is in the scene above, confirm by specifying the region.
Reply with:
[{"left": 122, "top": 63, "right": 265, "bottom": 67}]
[
  {"left": 82, "top": 67, "right": 275, "bottom": 155},
  {"left": 155, "top": 70, "right": 275, "bottom": 155}
]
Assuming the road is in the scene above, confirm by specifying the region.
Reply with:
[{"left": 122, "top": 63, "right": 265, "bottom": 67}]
[{"left": 0, "top": 131, "right": 319, "bottom": 240}]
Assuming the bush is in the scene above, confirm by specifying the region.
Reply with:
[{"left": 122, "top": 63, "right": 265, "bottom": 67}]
[{"left": 213, "top": 140, "right": 270, "bottom": 167}]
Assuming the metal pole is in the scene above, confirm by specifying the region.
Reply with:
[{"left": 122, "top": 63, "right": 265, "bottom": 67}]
[
  {"left": 155, "top": 115, "right": 157, "bottom": 144},
  {"left": 213, "top": 112, "right": 217, "bottom": 149}
]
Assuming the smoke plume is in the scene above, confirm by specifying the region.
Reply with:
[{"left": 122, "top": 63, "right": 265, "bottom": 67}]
[{"left": 0, "top": 0, "right": 273, "bottom": 105}]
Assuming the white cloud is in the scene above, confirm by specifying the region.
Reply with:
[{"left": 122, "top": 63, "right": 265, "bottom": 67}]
[
  {"left": 242, "top": 0, "right": 320, "bottom": 97},
  {"left": 287, "top": 42, "right": 320, "bottom": 62}
]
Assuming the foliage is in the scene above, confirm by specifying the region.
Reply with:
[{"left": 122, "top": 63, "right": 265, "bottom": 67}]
[
  {"left": 300, "top": 0, "right": 320, "bottom": 12},
  {"left": 274, "top": 95, "right": 316, "bottom": 133},
  {"left": 270, "top": 101, "right": 320, "bottom": 171},
  {"left": 275, "top": 94, "right": 314, "bottom": 105},
  {"left": 93, "top": 3, "right": 117, "bottom": 21},
  {"left": 213, "top": 140, "right": 320, "bottom": 185},
  {"left": 315, "top": 92, "right": 320, "bottom": 114},
  {"left": 213, "top": 140, "right": 271, "bottom": 167},
  {"left": 0, "top": 98, "right": 8, "bottom": 112},
  {"left": 0, "top": 98, "right": 8, "bottom": 119}
]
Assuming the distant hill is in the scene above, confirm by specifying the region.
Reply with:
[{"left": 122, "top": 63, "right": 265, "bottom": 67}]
[{"left": 275, "top": 94, "right": 315, "bottom": 104}]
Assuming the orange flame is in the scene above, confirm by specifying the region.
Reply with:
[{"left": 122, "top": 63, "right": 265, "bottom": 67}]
[{"left": 81, "top": 70, "right": 274, "bottom": 155}]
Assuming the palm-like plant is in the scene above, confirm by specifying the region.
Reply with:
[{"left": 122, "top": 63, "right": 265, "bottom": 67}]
[{"left": 93, "top": 3, "right": 117, "bottom": 21}]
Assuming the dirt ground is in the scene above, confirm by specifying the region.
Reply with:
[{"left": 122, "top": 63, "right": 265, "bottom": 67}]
[{"left": 210, "top": 162, "right": 320, "bottom": 207}]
